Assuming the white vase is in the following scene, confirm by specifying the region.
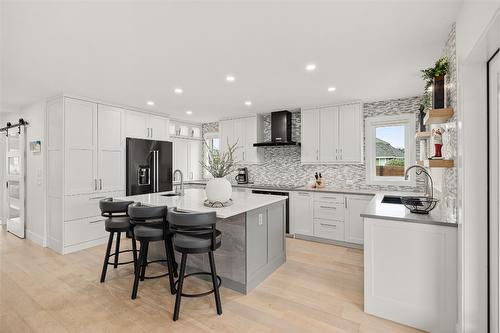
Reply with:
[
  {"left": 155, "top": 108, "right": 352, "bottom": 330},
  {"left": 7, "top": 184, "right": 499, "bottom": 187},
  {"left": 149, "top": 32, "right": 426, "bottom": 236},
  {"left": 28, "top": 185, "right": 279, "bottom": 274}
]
[{"left": 205, "top": 177, "right": 232, "bottom": 203}]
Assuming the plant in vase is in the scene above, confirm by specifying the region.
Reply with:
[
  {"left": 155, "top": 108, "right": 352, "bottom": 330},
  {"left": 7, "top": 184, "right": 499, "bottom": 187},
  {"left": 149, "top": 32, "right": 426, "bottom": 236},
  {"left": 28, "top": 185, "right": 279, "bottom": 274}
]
[
  {"left": 421, "top": 57, "right": 449, "bottom": 109},
  {"left": 200, "top": 140, "right": 239, "bottom": 203}
]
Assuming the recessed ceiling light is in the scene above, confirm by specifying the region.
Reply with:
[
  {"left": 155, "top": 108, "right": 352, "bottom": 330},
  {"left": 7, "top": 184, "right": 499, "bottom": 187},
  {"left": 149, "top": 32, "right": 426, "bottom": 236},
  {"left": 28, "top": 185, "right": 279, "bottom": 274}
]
[
  {"left": 174, "top": 88, "right": 183, "bottom": 94},
  {"left": 186, "top": 110, "right": 193, "bottom": 115},
  {"left": 327, "top": 86, "right": 337, "bottom": 92},
  {"left": 305, "top": 64, "right": 316, "bottom": 71},
  {"left": 146, "top": 101, "right": 155, "bottom": 106},
  {"left": 226, "top": 75, "right": 235, "bottom": 82},
  {"left": 244, "top": 101, "right": 252, "bottom": 106}
]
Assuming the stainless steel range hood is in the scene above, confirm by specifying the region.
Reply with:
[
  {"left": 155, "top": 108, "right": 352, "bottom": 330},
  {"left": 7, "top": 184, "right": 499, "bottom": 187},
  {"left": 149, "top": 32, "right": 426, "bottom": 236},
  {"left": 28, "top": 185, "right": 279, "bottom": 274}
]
[{"left": 253, "top": 111, "right": 298, "bottom": 147}]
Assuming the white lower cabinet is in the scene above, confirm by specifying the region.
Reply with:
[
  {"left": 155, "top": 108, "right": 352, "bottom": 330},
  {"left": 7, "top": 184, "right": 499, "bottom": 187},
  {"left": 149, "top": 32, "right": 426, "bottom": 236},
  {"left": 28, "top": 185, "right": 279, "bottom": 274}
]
[
  {"left": 292, "top": 190, "right": 374, "bottom": 246},
  {"left": 291, "top": 191, "right": 314, "bottom": 236}
]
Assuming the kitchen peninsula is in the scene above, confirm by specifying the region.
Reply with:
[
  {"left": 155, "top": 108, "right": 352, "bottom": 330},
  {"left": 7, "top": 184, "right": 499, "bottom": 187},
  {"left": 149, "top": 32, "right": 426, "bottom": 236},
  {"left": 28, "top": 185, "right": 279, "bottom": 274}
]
[{"left": 116, "top": 188, "right": 287, "bottom": 294}]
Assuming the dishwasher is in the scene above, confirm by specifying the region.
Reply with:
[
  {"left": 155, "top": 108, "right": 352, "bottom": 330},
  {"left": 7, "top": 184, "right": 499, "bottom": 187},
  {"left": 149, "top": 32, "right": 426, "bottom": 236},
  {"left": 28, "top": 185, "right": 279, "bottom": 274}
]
[{"left": 251, "top": 189, "right": 290, "bottom": 236}]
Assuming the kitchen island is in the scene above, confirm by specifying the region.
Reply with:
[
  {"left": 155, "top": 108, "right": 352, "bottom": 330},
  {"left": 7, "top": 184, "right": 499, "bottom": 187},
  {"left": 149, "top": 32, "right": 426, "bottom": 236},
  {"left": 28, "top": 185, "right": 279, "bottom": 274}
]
[{"left": 116, "top": 188, "right": 287, "bottom": 294}]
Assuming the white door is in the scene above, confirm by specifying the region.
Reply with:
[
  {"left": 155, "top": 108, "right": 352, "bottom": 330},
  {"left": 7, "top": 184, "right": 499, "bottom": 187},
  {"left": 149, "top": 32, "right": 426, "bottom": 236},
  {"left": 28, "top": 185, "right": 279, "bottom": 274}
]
[
  {"left": 173, "top": 139, "right": 189, "bottom": 178},
  {"left": 301, "top": 109, "right": 320, "bottom": 163},
  {"left": 345, "top": 195, "right": 372, "bottom": 244},
  {"left": 489, "top": 50, "right": 500, "bottom": 333},
  {"left": 149, "top": 115, "right": 169, "bottom": 141},
  {"left": 97, "top": 105, "right": 124, "bottom": 192},
  {"left": 319, "top": 106, "right": 339, "bottom": 162},
  {"left": 292, "top": 191, "right": 313, "bottom": 236},
  {"left": 243, "top": 116, "right": 259, "bottom": 163},
  {"left": 5, "top": 127, "right": 25, "bottom": 238},
  {"left": 219, "top": 119, "right": 234, "bottom": 153},
  {"left": 188, "top": 140, "right": 202, "bottom": 181},
  {"left": 64, "top": 98, "right": 98, "bottom": 195},
  {"left": 125, "top": 111, "right": 149, "bottom": 139},
  {"left": 339, "top": 103, "right": 363, "bottom": 163}
]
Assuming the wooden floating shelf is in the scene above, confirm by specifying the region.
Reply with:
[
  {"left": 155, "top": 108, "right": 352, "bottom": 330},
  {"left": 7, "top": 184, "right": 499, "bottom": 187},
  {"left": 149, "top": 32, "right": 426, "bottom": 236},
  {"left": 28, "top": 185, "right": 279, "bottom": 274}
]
[
  {"left": 423, "top": 108, "right": 454, "bottom": 125},
  {"left": 415, "top": 131, "right": 431, "bottom": 140},
  {"left": 417, "top": 159, "right": 454, "bottom": 168}
]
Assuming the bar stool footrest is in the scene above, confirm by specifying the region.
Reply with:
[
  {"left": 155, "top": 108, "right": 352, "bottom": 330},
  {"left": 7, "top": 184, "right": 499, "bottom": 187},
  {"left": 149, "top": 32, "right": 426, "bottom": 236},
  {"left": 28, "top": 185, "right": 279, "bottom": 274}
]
[
  {"left": 106, "top": 249, "right": 137, "bottom": 266},
  {"left": 174, "top": 272, "right": 222, "bottom": 298},
  {"left": 142, "top": 259, "right": 172, "bottom": 280}
]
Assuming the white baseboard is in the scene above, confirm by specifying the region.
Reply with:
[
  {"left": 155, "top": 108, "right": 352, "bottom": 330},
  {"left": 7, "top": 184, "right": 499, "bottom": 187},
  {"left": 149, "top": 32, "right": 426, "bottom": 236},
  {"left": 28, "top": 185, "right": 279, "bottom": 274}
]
[{"left": 26, "top": 230, "right": 45, "bottom": 247}]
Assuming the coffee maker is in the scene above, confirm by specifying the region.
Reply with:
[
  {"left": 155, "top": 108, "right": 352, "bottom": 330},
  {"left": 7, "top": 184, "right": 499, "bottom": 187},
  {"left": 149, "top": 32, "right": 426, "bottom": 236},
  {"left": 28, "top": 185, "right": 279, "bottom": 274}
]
[{"left": 235, "top": 167, "right": 249, "bottom": 184}]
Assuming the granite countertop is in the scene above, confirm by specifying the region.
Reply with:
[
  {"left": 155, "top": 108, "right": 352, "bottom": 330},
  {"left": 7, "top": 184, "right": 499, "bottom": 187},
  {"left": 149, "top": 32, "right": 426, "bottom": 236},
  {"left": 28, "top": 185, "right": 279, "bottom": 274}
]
[
  {"left": 116, "top": 188, "right": 286, "bottom": 219},
  {"left": 361, "top": 193, "right": 457, "bottom": 227}
]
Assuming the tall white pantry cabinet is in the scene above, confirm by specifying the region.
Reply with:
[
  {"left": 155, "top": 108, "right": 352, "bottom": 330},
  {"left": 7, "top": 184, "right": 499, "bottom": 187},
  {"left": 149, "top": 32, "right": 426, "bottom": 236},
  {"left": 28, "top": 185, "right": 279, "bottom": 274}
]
[{"left": 45, "top": 96, "right": 171, "bottom": 254}]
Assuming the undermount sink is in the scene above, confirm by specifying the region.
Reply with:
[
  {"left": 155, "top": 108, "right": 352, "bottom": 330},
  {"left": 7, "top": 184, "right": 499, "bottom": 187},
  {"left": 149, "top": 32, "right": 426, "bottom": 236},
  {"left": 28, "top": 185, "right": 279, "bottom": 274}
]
[
  {"left": 381, "top": 195, "right": 403, "bottom": 204},
  {"left": 161, "top": 193, "right": 180, "bottom": 197}
]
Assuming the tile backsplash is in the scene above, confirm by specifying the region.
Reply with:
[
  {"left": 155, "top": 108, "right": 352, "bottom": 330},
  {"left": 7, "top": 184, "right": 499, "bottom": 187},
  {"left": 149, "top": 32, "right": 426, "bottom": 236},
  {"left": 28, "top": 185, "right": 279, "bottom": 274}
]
[{"left": 203, "top": 96, "right": 426, "bottom": 193}]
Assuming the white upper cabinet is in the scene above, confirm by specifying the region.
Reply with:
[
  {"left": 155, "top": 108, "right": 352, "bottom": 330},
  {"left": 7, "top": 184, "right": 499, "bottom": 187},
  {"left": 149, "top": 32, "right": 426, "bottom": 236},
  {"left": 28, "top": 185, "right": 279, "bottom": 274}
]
[
  {"left": 125, "top": 111, "right": 169, "bottom": 140},
  {"left": 172, "top": 138, "right": 202, "bottom": 181},
  {"left": 125, "top": 111, "right": 149, "bottom": 139},
  {"left": 301, "top": 108, "right": 320, "bottom": 163},
  {"left": 301, "top": 102, "right": 363, "bottom": 164},
  {"left": 319, "top": 106, "right": 339, "bottom": 162},
  {"left": 338, "top": 103, "right": 363, "bottom": 163},
  {"left": 219, "top": 116, "right": 263, "bottom": 164},
  {"left": 64, "top": 98, "right": 98, "bottom": 195},
  {"left": 97, "top": 105, "right": 124, "bottom": 192}
]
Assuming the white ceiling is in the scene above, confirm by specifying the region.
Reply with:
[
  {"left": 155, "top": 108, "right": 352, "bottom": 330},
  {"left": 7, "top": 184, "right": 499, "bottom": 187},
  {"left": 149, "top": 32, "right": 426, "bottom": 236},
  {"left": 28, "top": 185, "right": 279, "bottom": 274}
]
[{"left": 1, "top": 1, "right": 461, "bottom": 123}]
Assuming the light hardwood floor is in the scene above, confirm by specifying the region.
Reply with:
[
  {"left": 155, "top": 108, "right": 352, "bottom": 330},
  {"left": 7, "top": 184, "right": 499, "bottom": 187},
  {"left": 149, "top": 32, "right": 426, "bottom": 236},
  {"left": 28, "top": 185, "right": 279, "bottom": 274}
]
[{"left": 0, "top": 228, "right": 423, "bottom": 333}]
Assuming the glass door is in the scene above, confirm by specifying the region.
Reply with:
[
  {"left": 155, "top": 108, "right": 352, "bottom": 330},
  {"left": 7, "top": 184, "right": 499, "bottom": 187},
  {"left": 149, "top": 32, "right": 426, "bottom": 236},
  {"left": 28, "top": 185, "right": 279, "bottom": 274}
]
[{"left": 5, "top": 127, "right": 25, "bottom": 238}]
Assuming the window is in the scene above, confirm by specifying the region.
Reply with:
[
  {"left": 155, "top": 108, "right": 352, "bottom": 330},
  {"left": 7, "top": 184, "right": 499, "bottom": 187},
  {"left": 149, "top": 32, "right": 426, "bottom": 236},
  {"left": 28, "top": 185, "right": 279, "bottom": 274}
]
[
  {"left": 365, "top": 114, "right": 415, "bottom": 186},
  {"left": 203, "top": 132, "right": 220, "bottom": 178}
]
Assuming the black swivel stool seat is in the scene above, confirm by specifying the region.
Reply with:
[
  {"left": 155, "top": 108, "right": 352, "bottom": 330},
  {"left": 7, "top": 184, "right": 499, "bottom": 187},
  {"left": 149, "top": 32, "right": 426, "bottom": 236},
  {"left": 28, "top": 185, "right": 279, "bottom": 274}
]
[
  {"left": 128, "top": 202, "right": 178, "bottom": 299},
  {"left": 99, "top": 198, "right": 137, "bottom": 283},
  {"left": 168, "top": 208, "right": 222, "bottom": 321}
]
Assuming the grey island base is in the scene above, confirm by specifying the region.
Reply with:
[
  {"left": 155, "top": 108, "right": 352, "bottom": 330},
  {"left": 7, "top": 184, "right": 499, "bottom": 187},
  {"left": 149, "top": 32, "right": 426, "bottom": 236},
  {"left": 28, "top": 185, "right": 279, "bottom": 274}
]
[{"left": 116, "top": 189, "right": 287, "bottom": 294}]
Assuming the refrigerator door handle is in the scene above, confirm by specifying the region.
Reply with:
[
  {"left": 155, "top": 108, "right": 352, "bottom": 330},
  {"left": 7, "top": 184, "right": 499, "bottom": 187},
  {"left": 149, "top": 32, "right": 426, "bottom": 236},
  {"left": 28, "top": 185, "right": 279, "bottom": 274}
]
[
  {"left": 152, "top": 151, "right": 157, "bottom": 192},
  {"left": 156, "top": 150, "right": 159, "bottom": 192}
]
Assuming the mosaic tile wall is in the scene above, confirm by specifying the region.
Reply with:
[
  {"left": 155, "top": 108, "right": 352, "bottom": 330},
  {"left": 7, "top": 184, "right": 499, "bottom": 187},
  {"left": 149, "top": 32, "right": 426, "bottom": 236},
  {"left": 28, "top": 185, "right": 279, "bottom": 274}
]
[{"left": 202, "top": 96, "right": 426, "bottom": 192}]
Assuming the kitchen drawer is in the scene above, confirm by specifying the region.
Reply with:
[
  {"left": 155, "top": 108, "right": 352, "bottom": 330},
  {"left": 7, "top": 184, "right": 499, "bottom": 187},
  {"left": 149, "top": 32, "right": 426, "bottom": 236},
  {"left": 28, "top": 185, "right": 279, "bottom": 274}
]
[
  {"left": 314, "top": 219, "right": 345, "bottom": 241},
  {"left": 64, "top": 217, "right": 107, "bottom": 246},
  {"left": 64, "top": 191, "right": 124, "bottom": 221},
  {"left": 314, "top": 201, "right": 345, "bottom": 221},
  {"left": 313, "top": 193, "right": 344, "bottom": 204}
]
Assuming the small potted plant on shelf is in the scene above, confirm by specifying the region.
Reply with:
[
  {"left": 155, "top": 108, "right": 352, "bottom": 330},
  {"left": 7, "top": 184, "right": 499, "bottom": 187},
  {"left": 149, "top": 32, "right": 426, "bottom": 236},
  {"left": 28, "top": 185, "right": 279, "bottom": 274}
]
[
  {"left": 421, "top": 57, "right": 449, "bottom": 109},
  {"left": 200, "top": 140, "right": 239, "bottom": 204}
]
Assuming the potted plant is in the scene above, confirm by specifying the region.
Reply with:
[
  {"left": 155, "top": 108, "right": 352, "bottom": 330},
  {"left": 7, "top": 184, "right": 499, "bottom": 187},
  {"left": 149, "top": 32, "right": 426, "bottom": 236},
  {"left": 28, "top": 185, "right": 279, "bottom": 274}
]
[
  {"left": 421, "top": 57, "right": 449, "bottom": 109},
  {"left": 200, "top": 140, "right": 239, "bottom": 203}
]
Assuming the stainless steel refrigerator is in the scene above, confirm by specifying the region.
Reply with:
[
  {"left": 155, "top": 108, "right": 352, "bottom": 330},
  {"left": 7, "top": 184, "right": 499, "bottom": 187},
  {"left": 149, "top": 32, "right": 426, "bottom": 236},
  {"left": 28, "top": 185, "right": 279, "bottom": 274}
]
[{"left": 126, "top": 138, "right": 173, "bottom": 195}]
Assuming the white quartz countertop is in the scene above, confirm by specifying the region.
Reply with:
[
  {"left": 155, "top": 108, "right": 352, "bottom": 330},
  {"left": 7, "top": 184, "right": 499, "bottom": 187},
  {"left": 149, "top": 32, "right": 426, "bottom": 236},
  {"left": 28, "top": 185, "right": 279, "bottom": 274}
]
[
  {"left": 115, "top": 188, "right": 286, "bottom": 219},
  {"left": 361, "top": 193, "right": 457, "bottom": 227}
]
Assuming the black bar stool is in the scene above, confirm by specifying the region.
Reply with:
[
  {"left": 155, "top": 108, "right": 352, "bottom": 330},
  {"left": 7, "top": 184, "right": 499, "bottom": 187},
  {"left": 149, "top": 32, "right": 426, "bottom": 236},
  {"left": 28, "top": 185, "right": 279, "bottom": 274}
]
[
  {"left": 128, "top": 202, "right": 177, "bottom": 299},
  {"left": 99, "top": 198, "right": 137, "bottom": 283},
  {"left": 167, "top": 208, "right": 222, "bottom": 321}
]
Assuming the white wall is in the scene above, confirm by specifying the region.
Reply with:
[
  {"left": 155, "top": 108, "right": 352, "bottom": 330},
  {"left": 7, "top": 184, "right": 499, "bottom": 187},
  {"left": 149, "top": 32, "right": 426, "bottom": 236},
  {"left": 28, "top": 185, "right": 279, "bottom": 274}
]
[
  {"left": 456, "top": 2, "right": 500, "bottom": 332},
  {"left": 0, "top": 104, "right": 46, "bottom": 245}
]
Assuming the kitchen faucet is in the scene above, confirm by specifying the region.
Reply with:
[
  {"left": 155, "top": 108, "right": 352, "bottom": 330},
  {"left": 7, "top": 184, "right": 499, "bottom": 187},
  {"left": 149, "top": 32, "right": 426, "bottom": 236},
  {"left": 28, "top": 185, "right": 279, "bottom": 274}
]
[
  {"left": 404, "top": 165, "right": 434, "bottom": 198},
  {"left": 173, "top": 169, "right": 184, "bottom": 196}
]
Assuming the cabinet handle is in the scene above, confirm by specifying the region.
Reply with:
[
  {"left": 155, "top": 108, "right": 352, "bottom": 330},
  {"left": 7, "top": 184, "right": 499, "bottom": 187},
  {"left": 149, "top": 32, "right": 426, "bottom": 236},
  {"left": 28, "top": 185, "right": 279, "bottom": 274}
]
[
  {"left": 243, "top": 151, "right": 245, "bottom": 161},
  {"left": 94, "top": 179, "right": 98, "bottom": 191},
  {"left": 89, "top": 220, "right": 103, "bottom": 224},
  {"left": 320, "top": 205, "right": 337, "bottom": 209},
  {"left": 345, "top": 197, "right": 347, "bottom": 208},
  {"left": 151, "top": 128, "right": 153, "bottom": 138},
  {"left": 340, "top": 148, "right": 343, "bottom": 160},
  {"left": 99, "top": 179, "right": 103, "bottom": 190},
  {"left": 336, "top": 148, "right": 338, "bottom": 160},
  {"left": 89, "top": 196, "right": 106, "bottom": 200},
  {"left": 320, "top": 223, "right": 337, "bottom": 228},
  {"left": 320, "top": 196, "right": 337, "bottom": 200},
  {"left": 316, "top": 149, "right": 319, "bottom": 161},
  {"left": 298, "top": 192, "right": 310, "bottom": 196}
]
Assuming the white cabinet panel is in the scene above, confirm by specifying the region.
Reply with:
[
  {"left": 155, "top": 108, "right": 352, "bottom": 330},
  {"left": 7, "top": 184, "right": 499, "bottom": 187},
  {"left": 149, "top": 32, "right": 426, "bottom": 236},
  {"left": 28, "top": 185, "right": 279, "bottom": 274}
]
[
  {"left": 149, "top": 115, "right": 169, "bottom": 141},
  {"left": 313, "top": 201, "right": 345, "bottom": 221},
  {"left": 173, "top": 139, "right": 189, "bottom": 177},
  {"left": 314, "top": 219, "right": 345, "bottom": 241},
  {"left": 219, "top": 116, "right": 262, "bottom": 163},
  {"left": 64, "top": 217, "right": 107, "bottom": 246},
  {"left": 219, "top": 119, "right": 234, "bottom": 153},
  {"left": 188, "top": 140, "right": 202, "bottom": 180},
  {"left": 125, "top": 111, "right": 149, "bottom": 139},
  {"left": 339, "top": 103, "right": 363, "bottom": 162},
  {"left": 292, "top": 191, "right": 314, "bottom": 236},
  {"left": 98, "top": 105, "right": 124, "bottom": 192},
  {"left": 64, "top": 98, "right": 97, "bottom": 195},
  {"left": 319, "top": 106, "right": 339, "bottom": 162},
  {"left": 345, "top": 195, "right": 372, "bottom": 244},
  {"left": 301, "top": 109, "right": 320, "bottom": 163}
]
